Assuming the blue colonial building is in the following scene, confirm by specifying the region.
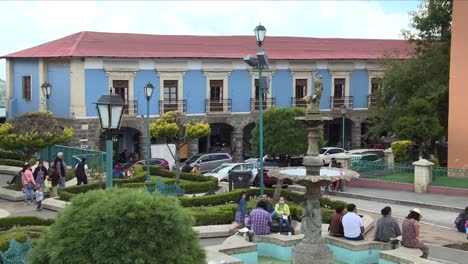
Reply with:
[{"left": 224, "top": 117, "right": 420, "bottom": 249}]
[{"left": 2, "top": 31, "right": 411, "bottom": 160}]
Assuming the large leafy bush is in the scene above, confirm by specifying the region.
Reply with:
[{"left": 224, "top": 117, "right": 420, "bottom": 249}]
[{"left": 29, "top": 188, "right": 206, "bottom": 264}]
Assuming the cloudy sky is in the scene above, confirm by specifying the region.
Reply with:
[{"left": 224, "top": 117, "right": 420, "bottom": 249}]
[{"left": 0, "top": 0, "right": 420, "bottom": 79}]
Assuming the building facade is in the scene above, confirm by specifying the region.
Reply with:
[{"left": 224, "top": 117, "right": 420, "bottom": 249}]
[{"left": 2, "top": 32, "right": 411, "bottom": 160}]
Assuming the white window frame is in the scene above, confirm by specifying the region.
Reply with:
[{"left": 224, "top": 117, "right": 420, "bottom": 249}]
[
  {"left": 291, "top": 72, "right": 312, "bottom": 99},
  {"left": 250, "top": 70, "right": 274, "bottom": 107},
  {"left": 330, "top": 71, "right": 350, "bottom": 98},
  {"left": 105, "top": 70, "right": 137, "bottom": 102},
  {"left": 204, "top": 71, "right": 230, "bottom": 112},
  {"left": 158, "top": 71, "right": 185, "bottom": 112},
  {"left": 368, "top": 71, "right": 384, "bottom": 95}
]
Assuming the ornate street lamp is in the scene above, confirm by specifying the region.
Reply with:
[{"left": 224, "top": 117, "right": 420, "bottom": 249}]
[
  {"left": 41, "top": 81, "right": 52, "bottom": 168},
  {"left": 95, "top": 93, "right": 126, "bottom": 189},
  {"left": 244, "top": 23, "right": 269, "bottom": 196},
  {"left": 340, "top": 105, "right": 348, "bottom": 150},
  {"left": 144, "top": 82, "right": 155, "bottom": 183}
]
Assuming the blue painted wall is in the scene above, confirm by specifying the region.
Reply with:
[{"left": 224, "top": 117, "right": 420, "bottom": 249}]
[
  {"left": 184, "top": 70, "right": 206, "bottom": 114},
  {"left": 230, "top": 70, "right": 251, "bottom": 112},
  {"left": 48, "top": 65, "right": 70, "bottom": 117},
  {"left": 11, "top": 59, "right": 39, "bottom": 117},
  {"left": 134, "top": 70, "right": 159, "bottom": 115},
  {"left": 318, "top": 69, "right": 331, "bottom": 109},
  {"left": 350, "top": 69, "right": 369, "bottom": 109},
  {"left": 85, "top": 69, "right": 109, "bottom": 116},
  {"left": 272, "top": 69, "right": 292, "bottom": 107}
]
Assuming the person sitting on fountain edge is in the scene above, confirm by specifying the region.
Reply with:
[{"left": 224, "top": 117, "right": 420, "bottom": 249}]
[
  {"left": 329, "top": 205, "right": 345, "bottom": 237},
  {"left": 262, "top": 194, "right": 276, "bottom": 218},
  {"left": 342, "top": 204, "right": 364, "bottom": 240},
  {"left": 250, "top": 200, "right": 272, "bottom": 235},
  {"left": 275, "top": 197, "right": 292, "bottom": 236}
]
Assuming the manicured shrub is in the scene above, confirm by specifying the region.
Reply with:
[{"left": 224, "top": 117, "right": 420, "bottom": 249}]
[
  {"left": 391, "top": 140, "right": 413, "bottom": 163},
  {"left": 28, "top": 188, "right": 206, "bottom": 264},
  {"left": 0, "top": 150, "right": 23, "bottom": 160},
  {"left": 0, "top": 216, "right": 54, "bottom": 231},
  {"left": 0, "top": 226, "right": 49, "bottom": 252},
  {"left": 0, "top": 158, "right": 25, "bottom": 167}
]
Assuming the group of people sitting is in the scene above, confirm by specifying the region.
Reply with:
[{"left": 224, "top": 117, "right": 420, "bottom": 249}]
[
  {"left": 329, "top": 204, "right": 429, "bottom": 259},
  {"left": 230, "top": 193, "right": 293, "bottom": 236}
]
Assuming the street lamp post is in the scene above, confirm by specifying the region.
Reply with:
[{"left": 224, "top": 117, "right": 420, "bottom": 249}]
[
  {"left": 144, "top": 82, "right": 155, "bottom": 183},
  {"left": 95, "top": 93, "right": 126, "bottom": 189},
  {"left": 340, "top": 105, "right": 347, "bottom": 150},
  {"left": 41, "top": 82, "right": 52, "bottom": 167},
  {"left": 244, "top": 24, "right": 268, "bottom": 196}
]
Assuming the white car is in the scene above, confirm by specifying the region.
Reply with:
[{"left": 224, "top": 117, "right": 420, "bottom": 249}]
[
  {"left": 204, "top": 163, "right": 258, "bottom": 183},
  {"left": 319, "top": 147, "right": 346, "bottom": 165}
]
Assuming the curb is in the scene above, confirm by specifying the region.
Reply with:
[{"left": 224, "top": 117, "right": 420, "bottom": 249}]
[{"left": 329, "top": 191, "right": 465, "bottom": 213}]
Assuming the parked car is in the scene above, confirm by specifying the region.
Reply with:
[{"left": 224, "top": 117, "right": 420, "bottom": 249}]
[
  {"left": 350, "top": 153, "right": 383, "bottom": 162},
  {"left": 204, "top": 163, "right": 258, "bottom": 183},
  {"left": 347, "top": 148, "right": 385, "bottom": 158},
  {"left": 135, "top": 158, "right": 170, "bottom": 170},
  {"left": 181, "top": 153, "right": 233, "bottom": 173},
  {"left": 319, "top": 147, "right": 346, "bottom": 165}
]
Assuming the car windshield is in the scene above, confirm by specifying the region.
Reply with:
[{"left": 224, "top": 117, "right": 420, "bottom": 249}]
[
  {"left": 211, "top": 164, "right": 234, "bottom": 173},
  {"left": 320, "top": 148, "right": 327, "bottom": 154},
  {"left": 186, "top": 154, "right": 202, "bottom": 164}
]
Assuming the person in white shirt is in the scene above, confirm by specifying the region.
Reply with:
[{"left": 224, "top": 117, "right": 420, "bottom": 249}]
[{"left": 342, "top": 203, "right": 364, "bottom": 240}]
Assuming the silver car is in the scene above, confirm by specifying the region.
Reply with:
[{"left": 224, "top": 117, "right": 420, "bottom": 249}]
[
  {"left": 204, "top": 163, "right": 259, "bottom": 183},
  {"left": 182, "top": 153, "right": 233, "bottom": 173}
]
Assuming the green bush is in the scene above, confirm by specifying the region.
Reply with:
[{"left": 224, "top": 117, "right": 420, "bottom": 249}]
[
  {"left": 0, "top": 226, "right": 49, "bottom": 252},
  {"left": 0, "top": 216, "right": 54, "bottom": 231},
  {"left": 112, "top": 172, "right": 146, "bottom": 186},
  {"left": 65, "top": 169, "right": 75, "bottom": 181},
  {"left": 0, "top": 158, "right": 25, "bottom": 167},
  {"left": 0, "top": 150, "right": 23, "bottom": 160},
  {"left": 149, "top": 166, "right": 218, "bottom": 183},
  {"left": 29, "top": 188, "right": 206, "bottom": 264},
  {"left": 391, "top": 140, "right": 413, "bottom": 163}
]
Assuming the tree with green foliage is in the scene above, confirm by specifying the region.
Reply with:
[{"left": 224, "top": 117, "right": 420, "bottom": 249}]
[
  {"left": 150, "top": 111, "right": 211, "bottom": 180},
  {"left": 28, "top": 188, "right": 206, "bottom": 264},
  {"left": 0, "top": 112, "right": 74, "bottom": 161},
  {"left": 369, "top": 0, "right": 452, "bottom": 157}
]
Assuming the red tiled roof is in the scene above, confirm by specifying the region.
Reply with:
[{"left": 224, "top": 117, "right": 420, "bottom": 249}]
[{"left": 2, "top": 31, "right": 413, "bottom": 60}]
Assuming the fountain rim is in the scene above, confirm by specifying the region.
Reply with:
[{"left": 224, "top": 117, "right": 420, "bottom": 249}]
[{"left": 267, "top": 166, "right": 360, "bottom": 183}]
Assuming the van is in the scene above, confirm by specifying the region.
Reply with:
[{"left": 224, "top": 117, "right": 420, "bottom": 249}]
[{"left": 181, "top": 153, "right": 233, "bottom": 173}]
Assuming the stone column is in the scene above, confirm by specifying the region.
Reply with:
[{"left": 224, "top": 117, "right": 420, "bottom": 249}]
[
  {"left": 232, "top": 128, "right": 244, "bottom": 162},
  {"left": 334, "top": 153, "right": 351, "bottom": 169},
  {"left": 351, "top": 121, "right": 362, "bottom": 148},
  {"left": 384, "top": 148, "right": 394, "bottom": 164},
  {"left": 413, "top": 159, "right": 434, "bottom": 193}
]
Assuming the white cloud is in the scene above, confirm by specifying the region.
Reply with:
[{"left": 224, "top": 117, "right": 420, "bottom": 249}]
[{"left": 0, "top": 0, "right": 418, "bottom": 79}]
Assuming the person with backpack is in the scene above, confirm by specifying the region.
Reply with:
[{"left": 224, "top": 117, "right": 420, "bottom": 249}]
[
  {"left": 53, "top": 152, "right": 67, "bottom": 190},
  {"left": 455, "top": 206, "right": 468, "bottom": 233},
  {"left": 75, "top": 157, "right": 89, "bottom": 185}
]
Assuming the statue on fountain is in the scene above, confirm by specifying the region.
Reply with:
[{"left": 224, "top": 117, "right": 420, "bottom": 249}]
[{"left": 302, "top": 74, "right": 323, "bottom": 113}]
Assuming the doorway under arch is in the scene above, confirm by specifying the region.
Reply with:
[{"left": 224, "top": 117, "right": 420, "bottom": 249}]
[{"left": 99, "top": 126, "right": 142, "bottom": 162}]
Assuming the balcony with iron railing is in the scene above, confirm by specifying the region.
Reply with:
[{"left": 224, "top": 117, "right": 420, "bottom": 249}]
[
  {"left": 330, "top": 96, "right": 354, "bottom": 109},
  {"left": 205, "top": 98, "right": 232, "bottom": 113},
  {"left": 159, "top": 100, "right": 187, "bottom": 114},
  {"left": 250, "top": 98, "right": 276, "bottom": 112},
  {"left": 123, "top": 100, "right": 138, "bottom": 116},
  {"left": 291, "top": 97, "right": 306, "bottom": 108}
]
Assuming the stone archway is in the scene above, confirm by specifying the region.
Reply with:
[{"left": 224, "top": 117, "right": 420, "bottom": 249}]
[
  {"left": 198, "top": 123, "right": 234, "bottom": 154},
  {"left": 99, "top": 126, "right": 142, "bottom": 162},
  {"left": 242, "top": 122, "right": 256, "bottom": 159},
  {"left": 323, "top": 118, "right": 353, "bottom": 149}
]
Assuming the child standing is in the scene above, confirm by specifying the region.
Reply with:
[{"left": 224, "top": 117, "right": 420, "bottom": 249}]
[{"left": 36, "top": 188, "right": 44, "bottom": 211}]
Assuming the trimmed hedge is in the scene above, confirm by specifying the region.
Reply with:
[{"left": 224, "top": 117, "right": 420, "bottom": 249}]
[
  {"left": 0, "top": 158, "right": 25, "bottom": 167},
  {"left": 0, "top": 150, "right": 22, "bottom": 160},
  {"left": 0, "top": 216, "right": 54, "bottom": 231}
]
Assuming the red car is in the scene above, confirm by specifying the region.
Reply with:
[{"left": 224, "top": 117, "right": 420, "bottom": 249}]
[
  {"left": 135, "top": 158, "right": 170, "bottom": 170},
  {"left": 251, "top": 161, "right": 293, "bottom": 188}
]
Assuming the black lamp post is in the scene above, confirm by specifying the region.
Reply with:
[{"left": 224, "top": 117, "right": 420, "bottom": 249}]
[
  {"left": 95, "top": 93, "right": 126, "bottom": 189},
  {"left": 144, "top": 82, "right": 155, "bottom": 183},
  {"left": 41, "top": 82, "right": 52, "bottom": 167},
  {"left": 340, "top": 105, "right": 348, "bottom": 150}
]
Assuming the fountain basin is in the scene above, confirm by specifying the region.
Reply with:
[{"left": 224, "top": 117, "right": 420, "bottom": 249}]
[{"left": 267, "top": 167, "right": 360, "bottom": 183}]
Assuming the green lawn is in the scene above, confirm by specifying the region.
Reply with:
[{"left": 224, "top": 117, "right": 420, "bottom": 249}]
[{"left": 374, "top": 173, "right": 468, "bottom": 189}]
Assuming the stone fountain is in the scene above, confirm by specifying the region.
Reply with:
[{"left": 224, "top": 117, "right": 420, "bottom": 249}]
[{"left": 268, "top": 75, "right": 359, "bottom": 264}]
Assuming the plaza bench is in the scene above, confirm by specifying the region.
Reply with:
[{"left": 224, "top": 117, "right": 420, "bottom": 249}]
[
  {"left": 0, "top": 238, "right": 34, "bottom": 264},
  {"left": 144, "top": 181, "right": 185, "bottom": 197}
]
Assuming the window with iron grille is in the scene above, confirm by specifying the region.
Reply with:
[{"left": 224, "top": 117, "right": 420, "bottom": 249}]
[
  {"left": 254, "top": 79, "right": 266, "bottom": 100},
  {"left": 113, "top": 80, "right": 129, "bottom": 102},
  {"left": 334, "top": 78, "right": 345, "bottom": 98},
  {"left": 210, "top": 80, "right": 223, "bottom": 101},
  {"left": 22, "top": 76, "right": 31, "bottom": 101},
  {"left": 295, "top": 79, "right": 307, "bottom": 98},
  {"left": 164, "top": 80, "right": 178, "bottom": 103}
]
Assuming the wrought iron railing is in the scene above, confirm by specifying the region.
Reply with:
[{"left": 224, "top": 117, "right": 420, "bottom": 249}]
[
  {"left": 123, "top": 100, "right": 138, "bottom": 116},
  {"left": 159, "top": 100, "right": 187, "bottom": 114},
  {"left": 330, "top": 96, "right": 354, "bottom": 109},
  {"left": 350, "top": 160, "right": 414, "bottom": 178},
  {"left": 291, "top": 97, "right": 306, "bottom": 108},
  {"left": 367, "top": 95, "right": 378, "bottom": 108},
  {"left": 39, "top": 145, "right": 106, "bottom": 170},
  {"left": 205, "top": 99, "right": 232, "bottom": 113},
  {"left": 250, "top": 98, "right": 276, "bottom": 111}
]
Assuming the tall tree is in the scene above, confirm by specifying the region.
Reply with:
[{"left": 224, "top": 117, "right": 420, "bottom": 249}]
[
  {"left": 369, "top": 0, "right": 452, "bottom": 155},
  {"left": 150, "top": 111, "right": 211, "bottom": 180},
  {"left": 0, "top": 112, "right": 74, "bottom": 161}
]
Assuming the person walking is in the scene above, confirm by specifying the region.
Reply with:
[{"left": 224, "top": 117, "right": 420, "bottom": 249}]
[
  {"left": 229, "top": 192, "right": 248, "bottom": 235},
  {"left": 33, "top": 161, "right": 48, "bottom": 189},
  {"left": 374, "top": 206, "right": 401, "bottom": 242},
  {"left": 250, "top": 200, "right": 272, "bottom": 235},
  {"left": 48, "top": 165, "right": 60, "bottom": 197},
  {"left": 21, "top": 163, "right": 35, "bottom": 205},
  {"left": 75, "top": 157, "right": 89, "bottom": 185},
  {"left": 275, "top": 197, "right": 292, "bottom": 236},
  {"left": 401, "top": 208, "right": 429, "bottom": 259},
  {"left": 342, "top": 203, "right": 364, "bottom": 240},
  {"left": 35, "top": 188, "right": 44, "bottom": 211},
  {"left": 53, "top": 152, "right": 67, "bottom": 190}
]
